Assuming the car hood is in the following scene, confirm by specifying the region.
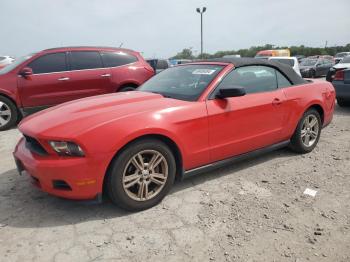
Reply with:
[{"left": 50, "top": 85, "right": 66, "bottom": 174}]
[
  {"left": 333, "top": 63, "right": 350, "bottom": 69},
  {"left": 19, "top": 91, "right": 186, "bottom": 138}
]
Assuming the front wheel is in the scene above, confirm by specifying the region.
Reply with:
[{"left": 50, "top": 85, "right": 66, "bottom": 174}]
[
  {"left": 310, "top": 70, "right": 316, "bottom": 78},
  {"left": 107, "top": 139, "right": 176, "bottom": 211},
  {"left": 0, "top": 96, "right": 18, "bottom": 131},
  {"left": 289, "top": 109, "right": 321, "bottom": 154}
]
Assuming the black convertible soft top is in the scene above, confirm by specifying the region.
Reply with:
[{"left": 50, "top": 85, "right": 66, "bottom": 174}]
[{"left": 202, "top": 57, "right": 307, "bottom": 85}]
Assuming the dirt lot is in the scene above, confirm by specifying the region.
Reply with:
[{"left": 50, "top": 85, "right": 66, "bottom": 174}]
[{"left": 0, "top": 105, "right": 349, "bottom": 262}]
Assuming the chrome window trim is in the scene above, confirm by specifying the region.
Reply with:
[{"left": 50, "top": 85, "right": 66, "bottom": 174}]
[{"left": 18, "top": 61, "right": 139, "bottom": 76}]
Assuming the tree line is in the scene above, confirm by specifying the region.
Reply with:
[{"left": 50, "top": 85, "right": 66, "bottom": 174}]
[{"left": 171, "top": 44, "right": 350, "bottom": 59}]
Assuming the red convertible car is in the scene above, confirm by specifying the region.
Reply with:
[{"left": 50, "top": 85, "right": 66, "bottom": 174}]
[{"left": 14, "top": 58, "right": 335, "bottom": 211}]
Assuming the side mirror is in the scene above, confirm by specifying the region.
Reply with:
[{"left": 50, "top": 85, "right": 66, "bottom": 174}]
[
  {"left": 216, "top": 85, "right": 246, "bottom": 99},
  {"left": 19, "top": 67, "right": 33, "bottom": 78}
]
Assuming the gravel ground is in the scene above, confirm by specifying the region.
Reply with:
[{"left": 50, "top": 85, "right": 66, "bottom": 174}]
[{"left": 0, "top": 104, "right": 349, "bottom": 262}]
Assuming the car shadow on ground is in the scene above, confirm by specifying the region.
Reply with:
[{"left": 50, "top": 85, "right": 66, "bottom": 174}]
[
  {"left": 0, "top": 147, "right": 296, "bottom": 229},
  {"left": 334, "top": 104, "right": 350, "bottom": 116}
]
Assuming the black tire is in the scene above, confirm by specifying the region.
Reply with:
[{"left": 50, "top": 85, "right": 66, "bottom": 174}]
[
  {"left": 0, "top": 96, "right": 18, "bottom": 131},
  {"left": 289, "top": 109, "right": 322, "bottom": 154},
  {"left": 119, "top": 86, "right": 136, "bottom": 92},
  {"left": 337, "top": 98, "right": 350, "bottom": 107},
  {"left": 107, "top": 138, "right": 176, "bottom": 211},
  {"left": 310, "top": 70, "right": 316, "bottom": 78}
]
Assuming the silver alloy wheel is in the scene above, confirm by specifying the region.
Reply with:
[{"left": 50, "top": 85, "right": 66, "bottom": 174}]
[
  {"left": 0, "top": 101, "right": 11, "bottom": 127},
  {"left": 301, "top": 114, "right": 319, "bottom": 147},
  {"left": 122, "top": 150, "right": 168, "bottom": 202}
]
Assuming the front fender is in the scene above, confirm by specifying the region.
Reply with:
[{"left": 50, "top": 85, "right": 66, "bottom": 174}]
[{"left": 112, "top": 127, "right": 186, "bottom": 158}]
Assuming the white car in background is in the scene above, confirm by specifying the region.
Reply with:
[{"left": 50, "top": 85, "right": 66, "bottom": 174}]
[
  {"left": 334, "top": 52, "right": 350, "bottom": 64},
  {"left": 0, "top": 56, "right": 14, "bottom": 69},
  {"left": 326, "top": 56, "right": 350, "bottom": 82},
  {"left": 268, "top": 56, "right": 301, "bottom": 76}
]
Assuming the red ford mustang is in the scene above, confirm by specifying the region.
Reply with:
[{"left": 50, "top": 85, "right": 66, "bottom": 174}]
[{"left": 13, "top": 58, "right": 335, "bottom": 211}]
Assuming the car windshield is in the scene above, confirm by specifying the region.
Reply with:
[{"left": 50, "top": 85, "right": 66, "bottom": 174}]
[
  {"left": 341, "top": 56, "right": 350, "bottom": 63},
  {"left": 0, "top": 54, "right": 34, "bottom": 75},
  {"left": 138, "top": 64, "right": 224, "bottom": 101},
  {"left": 300, "top": 59, "right": 317, "bottom": 66}
]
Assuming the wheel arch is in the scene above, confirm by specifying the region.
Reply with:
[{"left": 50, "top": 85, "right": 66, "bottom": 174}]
[
  {"left": 0, "top": 92, "right": 22, "bottom": 119},
  {"left": 0, "top": 91, "right": 18, "bottom": 107},
  {"left": 102, "top": 134, "right": 184, "bottom": 195},
  {"left": 289, "top": 102, "right": 325, "bottom": 139},
  {"left": 116, "top": 82, "right": 139, "bottom": 92},
  {"left": 306, "top": 104, "right": 324, "bottom": 124}
]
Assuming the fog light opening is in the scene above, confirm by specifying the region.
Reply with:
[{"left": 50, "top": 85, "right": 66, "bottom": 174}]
[{"left": 53, "top": 180, "right": 72, "bottom": 191}]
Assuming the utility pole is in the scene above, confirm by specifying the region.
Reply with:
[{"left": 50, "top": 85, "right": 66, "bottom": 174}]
[{"left": 196, "top": 7, "right": 206, "bottom": 59}]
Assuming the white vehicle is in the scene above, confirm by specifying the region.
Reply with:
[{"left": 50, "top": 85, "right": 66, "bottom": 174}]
[
  {"left": 268, "top": 56, "right": 301, "bottom": 76},
  {"left": 223, "top": 54, "right": 241, "bottom": 58},
  {"left": 334, "top": 52, "right": 350, "bottom": 64},
  {"left": 326, "top": 56, "right": 350, "bottom": 82},
  {"left": 0, "top": 56, "right": 14, "bottom": 69},
  {"left": 333, "top": 56, "right": 350, "bottom": 70}
]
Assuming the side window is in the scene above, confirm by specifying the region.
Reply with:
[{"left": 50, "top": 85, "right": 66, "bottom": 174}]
[
  {"left": 101, "top": 51, "right": 138, "bottom": 67},
  {"left": 276, "top": 71, "right": 292, "bottom": 88},
  {"left": 70, "top": 51, "right": 103, "bottom": 70},
  {"left": 217, "top": 66, "right": 278, "bottom": 95},
  {"left": 28, "top": 53, "right": 67, "bottom": 74}
]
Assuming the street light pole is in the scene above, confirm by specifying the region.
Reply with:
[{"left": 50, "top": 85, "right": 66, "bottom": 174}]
[{"left": 196, "top": 7, "right": 206, "bottom": 59}]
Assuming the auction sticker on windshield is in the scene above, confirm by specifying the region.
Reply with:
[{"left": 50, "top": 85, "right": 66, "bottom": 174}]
[{"left": 192, "top": 69, "right": 217, "bottom": 75}]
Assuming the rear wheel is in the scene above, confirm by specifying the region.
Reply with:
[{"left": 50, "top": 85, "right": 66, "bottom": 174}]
[
  {"left": 107, "top": 138, "right": 176, "bottom": 211},
  {"left": 119, "top": 86, "right": 136, "bottom": 92},
  {"left": 0, "top": 96, "right": 18, "bottom": 131},
  {"left": 289, "top": 109, "right": 321, "bottom": 154}
]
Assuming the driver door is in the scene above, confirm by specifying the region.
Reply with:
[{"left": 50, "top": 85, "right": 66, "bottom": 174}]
[{"left": 205, "top": 66, "right": 288, "bottom": 163}]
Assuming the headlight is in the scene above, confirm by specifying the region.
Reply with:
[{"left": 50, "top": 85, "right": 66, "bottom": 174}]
[{"left": 49, "top": 141, "right": 85, "bottom": 157}]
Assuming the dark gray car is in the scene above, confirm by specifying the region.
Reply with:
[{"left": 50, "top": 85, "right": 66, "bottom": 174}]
[
  {"left": 146, "top": 59, "right": 170, "bottom": 74},
  {"left": 332, "top": 68, "right": 350, "bottom": 107},
  {"left": 299, "top": 58, "right": 334, "bottom": 78}
]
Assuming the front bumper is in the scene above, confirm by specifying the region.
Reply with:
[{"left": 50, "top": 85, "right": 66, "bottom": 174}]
[{"left": 13, "top": 138, "right": 106, "bottom": 200}]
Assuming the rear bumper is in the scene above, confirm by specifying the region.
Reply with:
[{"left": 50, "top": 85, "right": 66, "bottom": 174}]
[
  {"left": 13, "top": 138, "right": 107, "bottom": 200},
  {"left": 333, "top": 81, "right": 350, "bottom": 99}
]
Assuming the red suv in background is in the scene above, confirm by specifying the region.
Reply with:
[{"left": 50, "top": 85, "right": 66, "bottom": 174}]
[{"left": 0, "top": 46, "right": 154, "bottom": 130}]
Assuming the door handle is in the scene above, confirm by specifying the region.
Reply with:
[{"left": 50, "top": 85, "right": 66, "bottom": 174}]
[
  {"left": 272, "top": 98, "right": 282, "bottom": 105},
  {"left": 101, "top": 74, "right": 111, "bottom": 78},
  {"left": 58, "top": 77, "right": 70, "bottom": 81}
]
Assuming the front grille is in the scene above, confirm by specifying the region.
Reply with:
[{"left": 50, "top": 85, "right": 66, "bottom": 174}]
[{"left": 24, "top": 135, "right": 48, "bottom": 156}]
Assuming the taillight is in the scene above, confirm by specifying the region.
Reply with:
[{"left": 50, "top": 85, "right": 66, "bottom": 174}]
[{"left": 334, "top": 70, "right": 344, "bottom": 81}]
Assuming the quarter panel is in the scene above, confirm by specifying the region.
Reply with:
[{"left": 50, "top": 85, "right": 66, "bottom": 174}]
[{"left": 281, "top": 82, "right": 332, "bottom": 138}]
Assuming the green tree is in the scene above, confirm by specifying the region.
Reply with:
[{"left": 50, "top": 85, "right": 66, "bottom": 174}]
[
  {"left": 171, "top": 48, "right": 194, "bottom": 59},
  {"left": 171, "top": 44, "right": 350, "bottom": 59}
]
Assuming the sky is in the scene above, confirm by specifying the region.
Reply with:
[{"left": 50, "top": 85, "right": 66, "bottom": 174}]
[{"left": 1, "top": 0, "right": 349, "bottom": 58}]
